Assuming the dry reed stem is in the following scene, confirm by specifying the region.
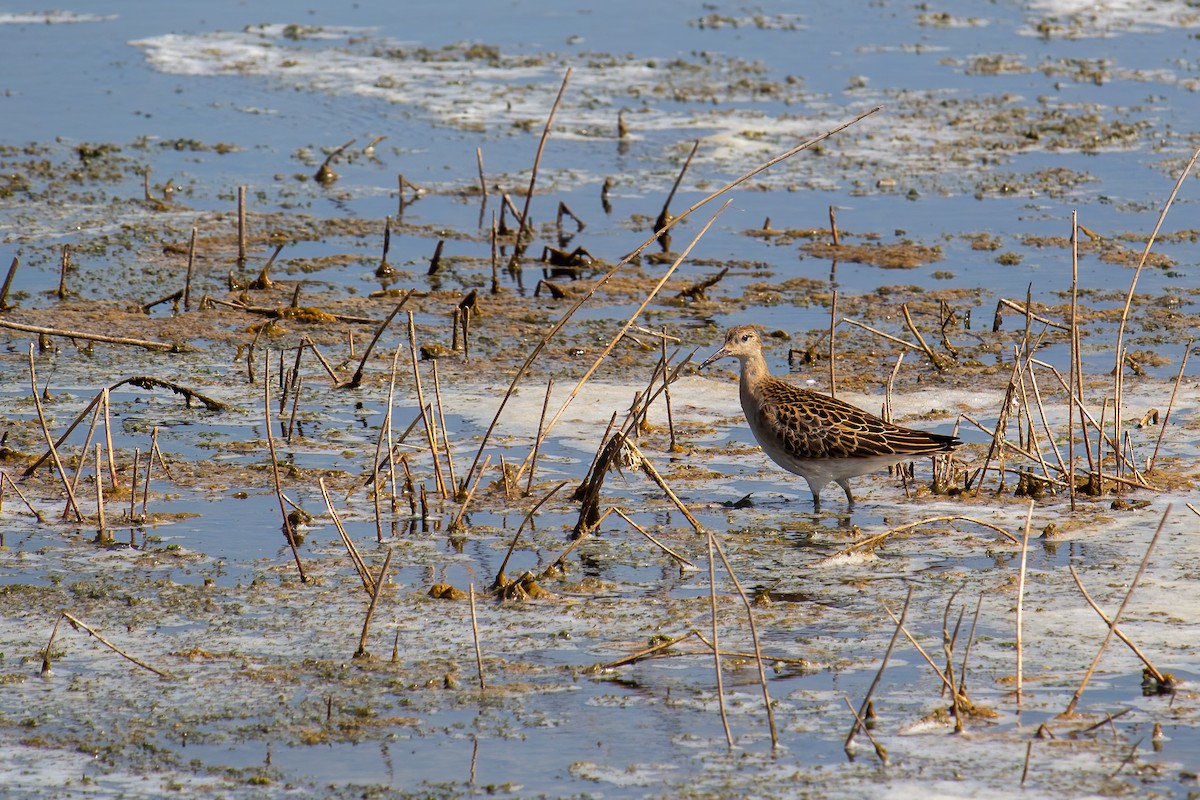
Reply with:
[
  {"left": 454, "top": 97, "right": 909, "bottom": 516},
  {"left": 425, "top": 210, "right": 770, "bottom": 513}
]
[
  {"left": 842, "top": 696, "right": 887, "bottom": 763},
  {"left": 834, "top": 515, "right": 1017, "bottom": 558},
  {"left": 514, "top": 203, "right": 729, "bottom": 485},
  {"left": 449, "top": 455, "right": 491, "bottom": 532},
  {"left": 612, "top": 508, "right": 695, "bottom": 569},
  {"left": 1148, "top": 338, "right": 1191, "bottom": 473},
  {"left": 460, "top": 106, "right": 882, "bottom": 490},
  {"left": 707, "top": 531, "right": 734, "bottom": 749},
  {"left": 838, "top": 317, "right": 924, "bottom": 353},
  {"left": 942, "top": 589, "right": 965, "bottom": 733},
  {"left": 183, "top": 226, "right": 197, "bottom": 311},
  {"left": 432, "top": 361, "right": 458, "bottom": 497},
  {"left": 600, "top": 632, "right": 697, "bottom": 670},
  {"left": 958, "top": 414, "right": 1068, "bottom": 489},
  {"left": 62, "top": 397, "right": 103, "bottom": 521},
  {"left": 901, "top": 303, "right": 948, "bottom": 370},
  {"left": 27, "top": 347, "right": 84, "bottom": 521},
  {"left": 958, "top": 592, "right": 984, "bottom": 698},
  {"left": 1062, "top": 504, "right": 1171, "bottom": 717},
  {"left": 508, "top": 68, "right": 571, "bottom": 267},
  {"left": 526, "top": 378, "right": 555, "bottom": 496},
  {"left": 264, "top": 356, "right": 308, "bottom": 583},
  {"left": 94, "top": 443, "right": 109, "bottom": 543},
  {"left": 1069, "top": 210, "right": 1081, "bottom": 510},
  {"left": 407, "top": 314, "right": 446, "bottom": 497},
  {"left": 469, "top": 584, "right": 486, "bottom": 689},
  {"left": 551, "top": 507, "right": 616, "bottom": 572},
  {"left": 657, "top": 139, "right": 700, "bottom": 233},
  {"left": 995, "top": 297, "right": 1070, "bottom": 331},
  {"left": 1111, "top": 146, "right": 1200, "bottom": 483},
  {"left": 319, "top": 477, "right": 374, "bottom": 595},
  {"left": 343, "top": 292, "right": 413, "bottom": 389},
  {"left": 354, "top": 548, "right": 392, "bottom": 659},
  {"left": 0, "top": 255, "right": 19, "bottom": 310},
  {"left": 846, "top": 585, "right": 912, "bottom": 752},
  {"left": 1068, "top": 565, "right": 1169, "bottom": 686},
  {"left": 880, "top": 604, "right": 959, "bottom": 699},
  {"left": 42, "top": 611, "right": 172, "bottom": 679},
  {"left": 0, "top": 319, "right": 176, "bottom": 352},
  {"left": 494, "top": 480, "right": 570, "bottom": 587},
  {"left": 236, "top": 185, "right": 246, "bottom": 265},
  {"left": 621, "top": 438, "right": 703, "bottom": 531},
  {"left": 707, "top": 530, "right": 779, "bottom": 748},
  {"left": 0, "top": 470, "right": 47, "bottom": 523},
  {"left": 1026, "top": 365, "right": 1068, "bottom": 478},
  {"left": 1015, "top": 501, "right": 1034, "bottom": 705}
]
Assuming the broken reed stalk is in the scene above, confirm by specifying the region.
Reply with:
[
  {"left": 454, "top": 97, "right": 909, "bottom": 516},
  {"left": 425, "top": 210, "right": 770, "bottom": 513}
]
[
  {"left": 507, "top": 68, "right": 572, "bottom": 269},
  {"left": 494, "top": 480, "right": 570, "bottom": 587},
  {"left": 0, "top": 319, "right": 176, "bottom": 352},
  {"left": 707, "top": 531, "right": 734, "bottom": 749},
  {"left": 354, "top": 548, "right": 393, "bottom": 658},
  {"left": 512, "top": 202, "right": 731, "bottom": 486},
  {"left": 459, "top": 106, "right": 882, "bottom": 492},
  {"left": 56, "top": 244, "right": 70, "bottom": 299},
  {"left": 94, "top": 443, "right": 109, "bottom": 544},
  {"left": 407, "top": 314, "right": 446, "bottom": 498},
  {"left": 846, "top": 585, "right": 912, "bottom": 754},
  {"left": 1068, "top": 565, "right": 1169, "bottom": 686},
  {"left": 1015, "top": 501, "right": 1034, "bottom": 705},
  {"left": 183, "top": 227, "right": 197, "bottom": 311},
  {"left": 1148, "top": 338, "right": 1192, "bottom": 473},
  {"left": 1062, "top": 505, "right": 1171, "bottom": 717},
  {"left": 236, "top": 186, "right": 247, "bottom": 266},
  {"left": 27, "top": 346, "right": 84, "bottom": 521},
  {"left": 526, "top": 378, "right": 555, "bottom": 496},
  {"left": 475, "top": 146, "right": 488, "bottom": 199},
  {"left": 1110, "top": 146, "right": 1200, "bottom": 488},
  {"left": 449, "top": 455, "right": 491, "bottom": 532},
  {"left": 0, "top": 255, "right": 19, "bottom": 310},
  {"left": 469, "top": 584, "right": 486, "bottom": 689},
  {"left": 707, "top": 530, "right": 778, "bottom": 748},
  {"left": 1, "top": 470, "right": 47, "bottom": 523},
  {"left": 655, "top": 139, "right": 700, "bottom": 234},
  {"left": 622, "top": 438, "right": 703, "bottom": 530},
  {"left": 371, "top": 403, "right": 390, "bottom": 543},
  {"left": 62, "top": 396, "right": 103, "bottom": 521},
  {"left": 319, "top": 477, "right": 374, "bottom": 595},
  {"left": 838, "top": 317, "right": 924, "bottom": 353},
  {"left": 611, "top": 507, "right": 695, "bottom": 569},
  {"left": 264, "top": 356, "right": 308, "bottom": 583},
  {"left": 42, "top": 611, "right": 172, "bottom": 679},
  {"left": 1063, "top": 212, "right": 1080, "bottom": 509},
  {"left": 829, "top": 289, "right": 838, "bottom": 398},
  {"left": 842, "top": 696, "right": 887, "bottom": 763},
  {"left": 101, "top": 389, "right": 120, "bottom": 491},
  {"left": 431, "top": 361, "right": 458, "bottom": 497},
  {"left": 343, "top": 292, "right": 413, "bottom": 389},
  {"left": 880, "top": 604, "right": 962, "bottom": 702},
  {"left": 959, "top": 592, "right": 984, "bottom": 698},
  {"left": 901, "top": 303, "right": 947, "bottom": 370}
]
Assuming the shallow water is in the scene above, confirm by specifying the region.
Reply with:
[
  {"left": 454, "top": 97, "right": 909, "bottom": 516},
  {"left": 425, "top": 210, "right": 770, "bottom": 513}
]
[{"left": 2, "top": 1, "right": 1199, "bottom": 798}]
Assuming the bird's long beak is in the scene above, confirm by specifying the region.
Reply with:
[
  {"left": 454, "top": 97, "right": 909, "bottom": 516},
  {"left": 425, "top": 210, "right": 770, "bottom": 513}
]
[{"left": 698, "top": 344, "right": 729, "bottom": 369}]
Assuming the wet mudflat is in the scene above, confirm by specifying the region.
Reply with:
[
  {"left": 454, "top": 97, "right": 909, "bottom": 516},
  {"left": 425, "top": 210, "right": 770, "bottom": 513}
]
[{"left": 1, "top": 2, "right": 1199, "bottom": 798}]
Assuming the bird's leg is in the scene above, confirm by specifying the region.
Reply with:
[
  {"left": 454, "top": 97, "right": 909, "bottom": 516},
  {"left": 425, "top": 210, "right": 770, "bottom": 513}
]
[
  {"left": 811, "top": 490, "right": 822, "bottom": 512},
  {"left": 836, "top": 478, "right": 855, "bottom": 509}
]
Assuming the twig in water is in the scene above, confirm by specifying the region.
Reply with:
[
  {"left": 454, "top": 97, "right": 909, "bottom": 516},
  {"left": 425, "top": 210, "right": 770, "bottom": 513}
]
[
  {"left": 843, "top": 696, "right": 887, "bottom": 764},
  {"left": 449, "top": 455, "right": 491, "bottom": 532},
  {"left": 526, "top": 378, "right": 554, "bottom": 496},
  {"left": 0, "top": 470, "right": 47, "bottom": 523},
  {"left": 94, "top": 443, "right": 111, "bottom": 544},
  {"left": 407, "top": 315, "right": 446, "bottom": 497},
  {"left": 832, "top": 516, "right": 1017, "bottom": 559},
  {"left": 655, "top": 139, "right": 700, "bottom": 237},
  {"left": 613, "top": 507, "right": 695, "bottom": 569},
  {"left": 183, "top": 227, "right": 197, "bottom": 311},
  {"left": 495, "top": 481, "right": 570, "bottom": 588},
  {"left": 1062, "top": 505, "right": 1171, "bottom": 717}
]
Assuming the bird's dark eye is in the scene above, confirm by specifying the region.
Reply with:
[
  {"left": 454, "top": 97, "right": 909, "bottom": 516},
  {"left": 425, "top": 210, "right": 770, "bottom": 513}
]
[{"left": 741, "top": 334, "right": 750, "bottom": 342}]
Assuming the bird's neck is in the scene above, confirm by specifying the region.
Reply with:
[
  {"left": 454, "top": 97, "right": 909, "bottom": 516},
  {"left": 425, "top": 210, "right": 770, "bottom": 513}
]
[{"left": 738, "top": 351, "right": 771, "bottom": 391}]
